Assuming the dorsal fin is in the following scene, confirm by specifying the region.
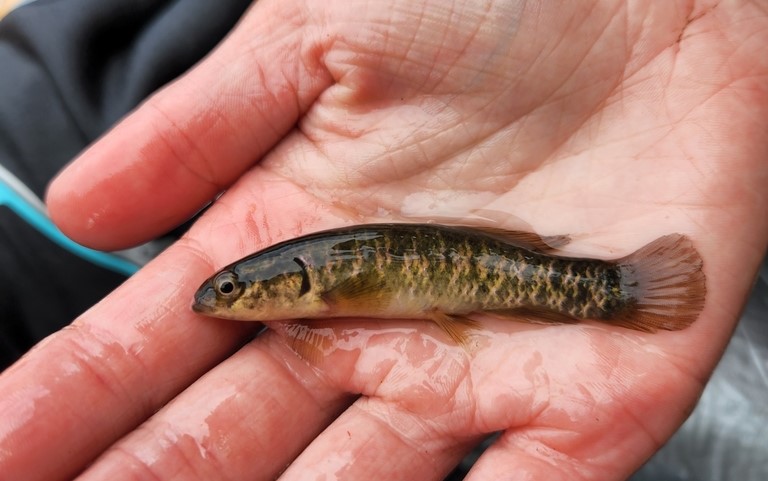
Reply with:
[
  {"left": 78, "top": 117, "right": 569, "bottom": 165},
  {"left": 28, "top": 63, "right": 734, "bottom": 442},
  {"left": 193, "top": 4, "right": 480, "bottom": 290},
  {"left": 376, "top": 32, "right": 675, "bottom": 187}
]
[
  {"left": 381, "top": 210, "right": 570, "bottom": 253},
  {"left": 463, "top": 226, "right": 570, "bottom": 254}
]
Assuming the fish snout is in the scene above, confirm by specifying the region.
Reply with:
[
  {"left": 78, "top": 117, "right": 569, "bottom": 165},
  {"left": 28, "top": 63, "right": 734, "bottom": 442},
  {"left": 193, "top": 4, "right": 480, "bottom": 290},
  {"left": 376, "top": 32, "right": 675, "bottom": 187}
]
[{"left": 192, "top": 282, "right": 218, "bottom": 314}]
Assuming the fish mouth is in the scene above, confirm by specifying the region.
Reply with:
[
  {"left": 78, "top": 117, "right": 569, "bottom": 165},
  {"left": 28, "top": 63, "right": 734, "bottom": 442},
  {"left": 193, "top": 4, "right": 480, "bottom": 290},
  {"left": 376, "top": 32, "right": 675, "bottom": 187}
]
[
  {"left": 191, "top": 302, "right": 214, "bottom": 314},
  {"left": 192, "top": 283, "right": 218, "bottom": 315}
]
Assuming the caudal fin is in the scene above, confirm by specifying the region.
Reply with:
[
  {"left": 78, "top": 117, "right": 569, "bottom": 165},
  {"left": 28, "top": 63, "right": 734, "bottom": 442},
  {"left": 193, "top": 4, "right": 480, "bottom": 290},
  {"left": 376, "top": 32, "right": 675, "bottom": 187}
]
[{"left": 613, "top": 234, "right": 706, "bottom": 332}]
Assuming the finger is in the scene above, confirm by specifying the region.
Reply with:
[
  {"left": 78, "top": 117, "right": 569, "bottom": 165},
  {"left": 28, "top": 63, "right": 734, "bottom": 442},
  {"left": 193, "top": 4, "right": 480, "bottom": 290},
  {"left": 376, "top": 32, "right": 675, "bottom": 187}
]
[
  {"left": 46, "top": 0, "right": 334, "bottom": 250},
  {"left": 462, "top": 430, "right": 590, "bottom": 481},
  {"left": 463, "top": 425, "right": 645, "bottom": 481},
  {"left": 0, "top": 245, "right": 254, "bottom": 481},
  {"left": 280, "top": 397, "right": 479, "bottom": 481},
  {"left": 262, "top": 320, "right": 482, "bottom": 480},
  {"left": 74, "top": 332, "right": 353, "bottom": 481}
]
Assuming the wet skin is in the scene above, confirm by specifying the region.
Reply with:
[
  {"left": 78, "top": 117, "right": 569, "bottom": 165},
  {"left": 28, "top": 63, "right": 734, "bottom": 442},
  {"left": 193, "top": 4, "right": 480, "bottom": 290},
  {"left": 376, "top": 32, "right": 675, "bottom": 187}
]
[{"left": 2, "top": 2, "right": 768, "bottom": 481}]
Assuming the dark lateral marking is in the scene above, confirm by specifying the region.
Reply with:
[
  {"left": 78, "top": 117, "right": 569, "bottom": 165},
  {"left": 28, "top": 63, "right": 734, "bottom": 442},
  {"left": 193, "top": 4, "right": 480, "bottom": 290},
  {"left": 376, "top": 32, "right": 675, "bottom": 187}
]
[{"left": 294, "top": 257, "right": 312, "bottom": 297}]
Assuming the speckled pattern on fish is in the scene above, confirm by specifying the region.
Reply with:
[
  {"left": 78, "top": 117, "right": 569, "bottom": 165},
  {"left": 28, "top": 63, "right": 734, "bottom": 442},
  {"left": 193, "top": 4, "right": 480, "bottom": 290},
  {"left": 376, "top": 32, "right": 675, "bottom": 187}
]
[{"left": 193, "top": 224, "right": 706, "bottom": 343}]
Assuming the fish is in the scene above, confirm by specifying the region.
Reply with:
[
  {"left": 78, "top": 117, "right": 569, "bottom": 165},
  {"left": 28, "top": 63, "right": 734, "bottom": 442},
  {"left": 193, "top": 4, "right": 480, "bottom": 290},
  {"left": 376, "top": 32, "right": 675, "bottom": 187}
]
[{"left": 192, "top": 223, "right": 706, "bottom": 349}]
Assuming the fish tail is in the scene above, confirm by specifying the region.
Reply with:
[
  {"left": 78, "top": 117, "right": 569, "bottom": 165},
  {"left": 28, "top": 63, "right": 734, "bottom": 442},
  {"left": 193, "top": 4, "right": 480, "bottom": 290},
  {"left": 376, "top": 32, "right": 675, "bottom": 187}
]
[{"left": 612, "top": 234, "right": 706, "bottom": 332}]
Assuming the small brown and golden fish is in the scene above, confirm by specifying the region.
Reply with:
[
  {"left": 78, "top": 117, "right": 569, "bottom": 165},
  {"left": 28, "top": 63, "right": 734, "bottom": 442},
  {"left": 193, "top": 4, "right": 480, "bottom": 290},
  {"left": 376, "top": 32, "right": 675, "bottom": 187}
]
[{"left": 192, "top": 224, "right": 706, "bottom": 345}]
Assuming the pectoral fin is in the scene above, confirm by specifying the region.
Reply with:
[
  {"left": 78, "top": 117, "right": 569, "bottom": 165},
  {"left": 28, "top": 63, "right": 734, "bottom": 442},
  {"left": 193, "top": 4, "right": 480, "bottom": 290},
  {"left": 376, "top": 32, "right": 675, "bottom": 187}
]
[
  {"left": 427, "top": 310, "right": 480, "bottom": 349},
  {"left": 321, "top": 272, "right": 391, "bottom": 312}
]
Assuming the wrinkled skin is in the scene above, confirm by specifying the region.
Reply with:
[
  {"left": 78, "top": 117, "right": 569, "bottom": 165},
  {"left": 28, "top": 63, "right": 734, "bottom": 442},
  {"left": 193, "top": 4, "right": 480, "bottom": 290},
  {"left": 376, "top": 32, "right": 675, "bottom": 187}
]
[{"left": 2, "top": 1, "right": 768, "bottom": 480}]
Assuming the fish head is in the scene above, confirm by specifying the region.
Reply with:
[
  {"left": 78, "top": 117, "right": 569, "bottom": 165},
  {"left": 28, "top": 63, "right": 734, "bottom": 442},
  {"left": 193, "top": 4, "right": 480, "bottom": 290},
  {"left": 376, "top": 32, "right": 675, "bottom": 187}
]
[{"left": 192, "top": 253, "right": 326, "bottom": 321}]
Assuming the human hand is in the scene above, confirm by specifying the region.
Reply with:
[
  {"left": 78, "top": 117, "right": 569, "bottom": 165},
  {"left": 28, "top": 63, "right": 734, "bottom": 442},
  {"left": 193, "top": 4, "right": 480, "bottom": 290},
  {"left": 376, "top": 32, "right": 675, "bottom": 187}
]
[{"left": 4, "top": 1, "right": 768, "bottom": 480}]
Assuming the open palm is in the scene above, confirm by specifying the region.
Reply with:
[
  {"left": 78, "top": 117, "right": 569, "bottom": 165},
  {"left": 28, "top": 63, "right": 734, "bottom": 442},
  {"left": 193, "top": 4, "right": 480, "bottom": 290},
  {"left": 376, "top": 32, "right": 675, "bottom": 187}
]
[{"left": 3, "top": 1, "right": 768, "bottom": 480}]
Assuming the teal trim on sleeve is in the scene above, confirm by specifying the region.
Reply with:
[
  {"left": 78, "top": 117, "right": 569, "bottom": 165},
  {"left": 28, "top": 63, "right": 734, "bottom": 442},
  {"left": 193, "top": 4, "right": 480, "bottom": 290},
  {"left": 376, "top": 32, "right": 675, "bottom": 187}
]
[{"left": 0, "top": 178, "right": 139, "bottom": 277}]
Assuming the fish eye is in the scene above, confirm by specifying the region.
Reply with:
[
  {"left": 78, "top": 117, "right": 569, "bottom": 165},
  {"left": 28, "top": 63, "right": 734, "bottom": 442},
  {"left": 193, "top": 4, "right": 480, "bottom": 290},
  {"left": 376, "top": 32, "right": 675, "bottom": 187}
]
[{"left": 213, "top": 271, "right": 241, "bottom": 299}]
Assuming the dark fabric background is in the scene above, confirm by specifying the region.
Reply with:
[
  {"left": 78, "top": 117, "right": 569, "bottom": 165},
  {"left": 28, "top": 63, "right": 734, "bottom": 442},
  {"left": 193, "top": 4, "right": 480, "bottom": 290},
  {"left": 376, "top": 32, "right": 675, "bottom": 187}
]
[{"left": 0, "top": 0, "right": 252, "bottom": 368}]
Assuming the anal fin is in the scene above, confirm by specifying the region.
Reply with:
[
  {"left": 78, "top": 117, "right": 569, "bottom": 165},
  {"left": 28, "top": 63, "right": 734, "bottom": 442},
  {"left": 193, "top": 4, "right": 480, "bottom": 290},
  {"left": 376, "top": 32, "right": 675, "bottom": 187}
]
[
  {"left": 283, "top": 322, "right": 335, "bottom": 364},
  {"left": 484, "top": 307, "right": 579, "bottom": 326}
]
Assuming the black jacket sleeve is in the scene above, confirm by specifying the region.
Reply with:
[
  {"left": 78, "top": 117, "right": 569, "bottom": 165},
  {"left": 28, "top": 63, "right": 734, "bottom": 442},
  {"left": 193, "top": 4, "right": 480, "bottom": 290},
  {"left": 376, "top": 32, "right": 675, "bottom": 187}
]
[{"left": 0, "top": 0, "right": 252, "bottom": 368}]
